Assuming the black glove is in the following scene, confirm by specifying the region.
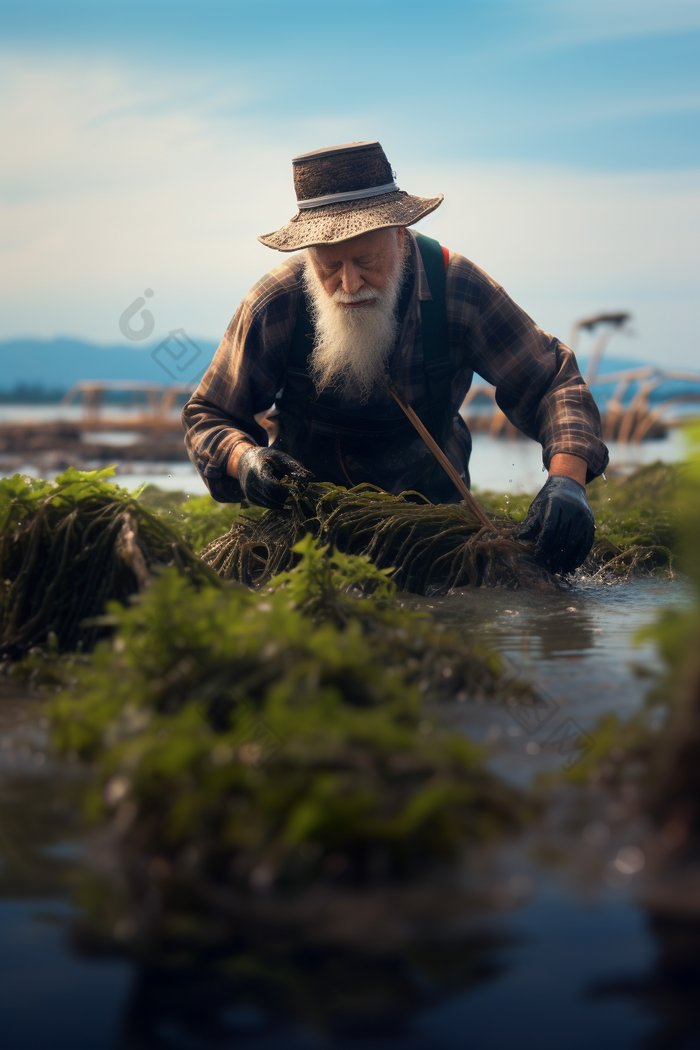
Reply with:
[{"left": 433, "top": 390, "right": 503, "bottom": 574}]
[
  {"left": 237, "top": 446, "right": 313, "bottom": 510},
  {"left": 514, "top": 475, "right": 595, "bottom": 575}
]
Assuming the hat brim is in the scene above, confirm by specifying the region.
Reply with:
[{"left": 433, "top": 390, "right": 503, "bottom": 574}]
[{"left": 258, "top": 190, "right": 444, "bottom": 252}]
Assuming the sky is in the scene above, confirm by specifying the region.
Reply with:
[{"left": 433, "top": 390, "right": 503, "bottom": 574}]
[{"left": 1, "top": 0, "right": 699, "bottom": 369}]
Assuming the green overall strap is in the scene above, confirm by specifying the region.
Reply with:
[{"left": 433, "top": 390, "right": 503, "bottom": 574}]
[
  {"left": 414, "top": 232, "right": 452, "bottom": 441},
  {"left": 276, "top": 288, "right": 316, "bottom": 449},
  {"left": 288, "top": 289, "right": 315, "bottom": 372}
]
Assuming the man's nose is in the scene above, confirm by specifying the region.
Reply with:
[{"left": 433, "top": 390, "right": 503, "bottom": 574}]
[{"left": 340, "top": 263, "right": 363, "bottom": 295}]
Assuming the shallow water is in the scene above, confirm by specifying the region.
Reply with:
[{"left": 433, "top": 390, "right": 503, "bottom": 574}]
[
  {"left": 1, "top": 576, "right": 696, "bottom": 1049},
  {"left": 410, "top": 578, "right": 688, "bottom": 784}
]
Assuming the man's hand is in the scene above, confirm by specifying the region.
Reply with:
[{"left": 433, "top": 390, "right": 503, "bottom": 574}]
[
  {"left": 515, "top": 474, "right": 595, "bottom": 575},
  {"left": 237, "top": 446, "right": 313, "bottom": 510}
]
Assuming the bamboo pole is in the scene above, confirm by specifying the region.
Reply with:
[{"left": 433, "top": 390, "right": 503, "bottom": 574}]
[{"left": 388, "top": 383, "right": 492, "bottom": 528}]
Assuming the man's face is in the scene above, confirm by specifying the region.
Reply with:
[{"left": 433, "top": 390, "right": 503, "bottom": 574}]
[
  {"left": 308, "top": 227, "right": 406, "bottom": 306},
  {"left": 303, "top": 225, "right": 409, "bottom": 401}
]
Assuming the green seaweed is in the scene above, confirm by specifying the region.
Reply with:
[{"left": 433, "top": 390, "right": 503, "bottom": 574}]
[
  {"left": 0, "top": 467, "right": 216, "bottom": 656},
  {"left": 0, "top": 461, "right": 682, "bottom": 660},
  {"left": 1, "top": 457, "right": 692, "bottom": 958},
  {"left": 194, "top": 465, "right": 680, "bottom": 593},
  {"left": 48, "top": 540, "right": 532, "bottom": 901},
  {"left": 199, "top": 481, "right": 557, "bottom": 594},
  {"left": 476, "top": 461, "right": 680, "bottom": 578},
  {"left": 137, "top": 484, "right": 266, "bottom": 552},
  {"left": 629, "top": 438, "right": 700, "bottom": 836}
]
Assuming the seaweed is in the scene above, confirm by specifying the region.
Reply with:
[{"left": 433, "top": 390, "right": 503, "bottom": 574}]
[
  {"left": 0, "top": 461, "right": 681, "bottom": 661},
  {"left": 584, "top": 462, "right": 679, "bottom": 576},
  {"left": 47, "top": 539, "right": 533, "bottom": 915},
  {"left": 1, "top": 458, "right": 691, "bottom": 960},
  {"left": 0, "top": 468, "right": 216, "bottom": 657},
  {"left": 632, "top": 440, "right": 700, "bottom": 841},
  {"left": 137, "top": 484, "right": 266, "bottom": 552},
  {"left": 476, "top": 461, "right": 680, "bottom": 579},
  {"left": 200, "top": 481, "right": 558, "bottom": 594},
  {"left": 197, "top": 465, "right": 682, "bottom": 593}
]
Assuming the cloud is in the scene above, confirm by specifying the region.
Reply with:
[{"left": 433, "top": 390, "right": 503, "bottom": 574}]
[
  {"left": 537, "top": 0, "right": 700, "bottom": 47},
  {"left": 416, "top": 159, "right": 699, "bottom": 367},
  {"left": 0, "top": 54, "right": 296, "bottom": 340},
  {"left": 1, "top": 53, "right": 698, "bottom": 371}
]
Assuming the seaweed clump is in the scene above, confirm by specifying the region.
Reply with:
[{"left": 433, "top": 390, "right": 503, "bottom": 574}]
[
  {"left": 0, "top": 468, "right": 215, "bottom": 657},
  {"left": 200, "top": 481, "right": 557, "bottom": 594},
  {"left": 477, "top": 461, "right": 680, "bottom": 579},
  {"left": 197, "top": 464, "right": 682, "bottom": 594},
  {"left": 136, "top": 484, "right": 266, "bottom": 552},
  {"left": 48, "top": 539, "right": 531, "bottom": 928},
  {"left": 584, "top": 461, "right": 679, "bottom": 577}
]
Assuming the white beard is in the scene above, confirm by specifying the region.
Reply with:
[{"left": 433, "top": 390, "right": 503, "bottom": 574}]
[{"left": 302, "top": 242, "right": 408, "bottom": 402}]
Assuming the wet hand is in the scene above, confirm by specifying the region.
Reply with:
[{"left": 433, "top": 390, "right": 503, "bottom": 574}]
[
  {"left": 515, "top": 475, "right": 595, "bottom": 575},
  {"left": 237, "top": 447, "right": 313, "bottom": 510}
]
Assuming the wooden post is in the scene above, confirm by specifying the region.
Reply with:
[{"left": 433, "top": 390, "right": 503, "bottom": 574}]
[{"left": 388, "top": 383, "right": 491, "bottom": 528}]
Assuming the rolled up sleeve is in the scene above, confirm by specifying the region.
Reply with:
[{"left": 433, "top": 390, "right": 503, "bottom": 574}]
[{"left": 531, "top": 343, "right": 609, "bottom": 480}]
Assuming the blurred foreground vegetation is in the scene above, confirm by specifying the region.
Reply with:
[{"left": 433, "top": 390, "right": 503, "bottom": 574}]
[
  {"left": 0, "top": 457, "right": 696, "bottom": 944},
  {"left": 46, "top": 539, "right": 532, "bottom": 908}
]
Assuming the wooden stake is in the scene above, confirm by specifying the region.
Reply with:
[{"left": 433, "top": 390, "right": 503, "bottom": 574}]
[{"left": 388, "top": 383, "right": 492, "bottom": 528}]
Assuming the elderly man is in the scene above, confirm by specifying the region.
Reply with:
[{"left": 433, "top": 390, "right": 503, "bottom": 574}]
[{"left": 183, "top": 140, "right": 608, "bottom": 574}]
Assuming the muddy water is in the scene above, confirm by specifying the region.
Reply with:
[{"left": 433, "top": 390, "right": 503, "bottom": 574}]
[{"left": 0, "top": 578, "right": 695, "bottom": 1050}]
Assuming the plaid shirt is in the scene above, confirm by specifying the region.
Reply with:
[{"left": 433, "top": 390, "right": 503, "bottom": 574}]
[{"left": 183, "top": 231, "right": 608, "bottom": 500}]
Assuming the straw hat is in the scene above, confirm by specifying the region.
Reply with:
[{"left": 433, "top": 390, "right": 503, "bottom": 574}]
[{"left": 258, "top": 141, "right": 443, "bottom": 252}]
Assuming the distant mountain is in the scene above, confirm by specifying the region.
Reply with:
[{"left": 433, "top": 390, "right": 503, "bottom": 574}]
[
  {"left": 0, "top": 338, "right": 697, "bottom": 406},
  {"left": 576, "top": 355, "right": 646, "bottom": 377},
  {"left": 0, "top": 336, "right": 219, "bottom": 394}
]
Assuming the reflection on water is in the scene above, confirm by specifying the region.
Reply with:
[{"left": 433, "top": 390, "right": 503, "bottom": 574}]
[
  {"left": 590, "top": 911, "right": 700, "bottom": 1050},
  {"left": 0, "top": 577, "right": 697, "bottom": 1048},
  {"left": 0, "top": 728, "right": 513, "bottom": 1047},
  {"left": 109, "top": 930, "right": 511, "bottom": 1047},
  {"left": 405, "top": 579, "right": 690, "bottom": 787}
]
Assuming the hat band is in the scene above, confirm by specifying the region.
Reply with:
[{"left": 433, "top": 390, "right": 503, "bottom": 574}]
[{"left": 296, "top": 181, "right": 399, "bottom": 210}]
